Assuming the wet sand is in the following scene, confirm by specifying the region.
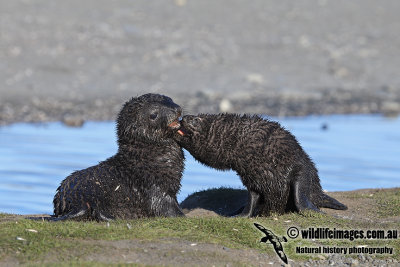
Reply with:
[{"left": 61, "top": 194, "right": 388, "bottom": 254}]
[{"left": 1, "top": 0, "right": 400, "bottom": 125}]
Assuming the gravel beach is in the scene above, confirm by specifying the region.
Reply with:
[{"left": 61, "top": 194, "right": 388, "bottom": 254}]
[{"left": 1, "top": 0, "right": 400, "bottom": 125}]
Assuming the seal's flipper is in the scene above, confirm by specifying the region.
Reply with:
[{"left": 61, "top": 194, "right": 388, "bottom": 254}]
[
  {"left": 150, "top": 186, "right": 185, "bottom": 217},
  {"left": 319, "top": 193, "right": 348, "bottom": 210},
  {"left": 48, "top": 209, "right": 88, "bottom": 221},
  {"left": 293, "top": 179, "right": 321, "bottom": 213},
  {"left": 237, "top": 190, "right": 260, "bottom": 217},
  {"left": 163, "top": 200, "right": 185, "bottom": 217},
  {"left": 96, "top": 211, "right": 115, "bottom": 221}
]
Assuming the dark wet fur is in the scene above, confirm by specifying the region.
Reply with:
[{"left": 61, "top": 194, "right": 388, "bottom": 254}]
[
  {"left": 52, "top": 94, "right": 185, "bottom": 221},
  {"left": 175, "top": 113, "right": 347, "bottom": 216}
]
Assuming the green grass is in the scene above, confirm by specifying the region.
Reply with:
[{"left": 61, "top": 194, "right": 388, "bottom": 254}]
[
  {"left": 0, "top": 213, "right": 10, "bottom": 218},
  {"left": 372, "top": 189, "right": 400, "bottom": 217},
  {"left": 1, "top": 188, "right": 399, "bottom": 264},
  {"left": 1, "top": 212, "right": 398, "bottom": 265}
]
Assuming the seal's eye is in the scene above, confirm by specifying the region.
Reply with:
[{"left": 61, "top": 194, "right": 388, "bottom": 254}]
[
  {"left": 149, "top": 112, "right": 158, "bottom": 120},
  {"left": 192, "top": 117, "right": 202, "bottom": 128}
]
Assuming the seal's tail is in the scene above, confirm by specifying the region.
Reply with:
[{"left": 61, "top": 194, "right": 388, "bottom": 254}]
[{"left": 318, "top": 193, "right": 347, "bottom": 210}]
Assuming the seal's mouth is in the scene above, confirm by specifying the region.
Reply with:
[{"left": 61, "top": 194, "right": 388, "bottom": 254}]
[
  {"left": 167, "top": 114, "right": 182, "bottom": 131},
  {"left": 176, "top": 118, "right": 187, "bottom": 137},
  {"left": 168, "top": 116, "right": 186, "bottom": 136},
  {"left": 177, "top": 128, "right": 186, "bottom": 136},
  {"left": 168, "top": 120, "right": 181, "bottom": 130}
]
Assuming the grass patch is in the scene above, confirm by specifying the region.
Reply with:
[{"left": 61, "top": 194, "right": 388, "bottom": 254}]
[
  {"left": 343, "top": 191, "right": 375, "bottom": 200},
  {"left": 372, "top": 188, "right": 400, "bottom": 217},
  {"left": 1, "top": 188, "right": 399, "bottom": 264},
  {"left": 1, "top": 212, "right": 398, "bottom": 264}
]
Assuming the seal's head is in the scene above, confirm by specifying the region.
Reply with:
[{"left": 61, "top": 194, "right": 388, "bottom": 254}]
[
  {"left": 175, "top": 114, "right": 228, "bottom": 168},
  {"left": 174, "top": 114, "right": 209, "bottom": 144},
  {"left": 117, "top": 93, "right": 182, "bottom": 145}
]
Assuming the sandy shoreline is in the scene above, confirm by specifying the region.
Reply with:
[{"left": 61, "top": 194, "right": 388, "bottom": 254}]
[{"left": 1, "top": 0, "right": 400, "bottom": 125}]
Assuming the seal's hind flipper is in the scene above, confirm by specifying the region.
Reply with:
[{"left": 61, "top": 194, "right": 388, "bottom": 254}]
[
  {"left": 293, "top": 179, "right": 321, "bottom": 213},
  {"left": 319, "top": 193, "right": 348, "bottom": 210}
]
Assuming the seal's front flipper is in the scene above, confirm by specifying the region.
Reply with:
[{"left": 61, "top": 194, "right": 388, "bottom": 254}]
[
  {"left": 293, "top": 179, "right": 321, "bottom": 213},
  {"left": 237, "top": 190, "right": 260, "bottom": 217},
  {"left": 164, "top": 199, "right": 185, "bottom": 217},
  {"left": 151, "top": 188, "right": 185, "bottom": 217}
]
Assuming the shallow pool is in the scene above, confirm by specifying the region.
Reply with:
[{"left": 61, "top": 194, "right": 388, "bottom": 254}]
[{"left": 0, "top": 114, "right": 399, "bottom": 215}]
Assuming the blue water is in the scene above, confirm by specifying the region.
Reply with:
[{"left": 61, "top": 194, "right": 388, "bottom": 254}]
[{"left": 0, "top": 115, "right": 399, "bottom": 215}]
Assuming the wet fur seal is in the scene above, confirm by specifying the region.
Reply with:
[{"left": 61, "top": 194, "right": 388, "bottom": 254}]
[
  {"left": 175, "top": 113, "right": 347, "bottom": 217},
  {"left": 52, "top": 93, "right": 185, "bottom": 221}
]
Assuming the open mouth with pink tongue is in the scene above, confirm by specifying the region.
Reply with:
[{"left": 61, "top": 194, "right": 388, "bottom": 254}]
[
  {"left": 167, "top": 118, "right": 186, "bottom": 136},
  {"left": 177, "top": 129, "right": 185, "bottom": 136},
  {"left": 168, "top": 120, "right": 180, "bottom": 130}
]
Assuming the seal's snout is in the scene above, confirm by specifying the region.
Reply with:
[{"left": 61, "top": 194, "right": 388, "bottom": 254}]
[
  {"left": 171, "top": 116, "right": 186, "bottom": 137},
  {"left": 166, "top": 107, "right": 182, "bottom": 131}
]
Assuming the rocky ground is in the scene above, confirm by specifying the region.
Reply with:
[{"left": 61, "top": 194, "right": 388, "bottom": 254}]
[{"left": 1, "top": 0, "right": 400, "bottom": 126}]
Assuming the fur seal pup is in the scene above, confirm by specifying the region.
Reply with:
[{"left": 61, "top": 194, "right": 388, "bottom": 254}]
[
  {"left": 52, "top": 93, "right": 185, "bottom": 221},
  {"left": 174, "top": 113, "right": 347, "bottom": 217}
]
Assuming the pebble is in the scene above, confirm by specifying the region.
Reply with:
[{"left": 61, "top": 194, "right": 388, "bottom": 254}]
[
  {"left": 382, "top": 101, "right": 400, "bottom": 117},
  {"left": 62, "top": 115, "right": 85, "bottom": 127},
  {"left": 219, "top": 99, "right": 233, "bottom": 113},
  {"left": 246, "top": 73, "right": 264, "bottom": 84},
  {"left": 174, "top": 0, "right": 187, "bottom": 6},
  {"left": 350, "top": 259, "right": 359, "bottom": 266}
]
